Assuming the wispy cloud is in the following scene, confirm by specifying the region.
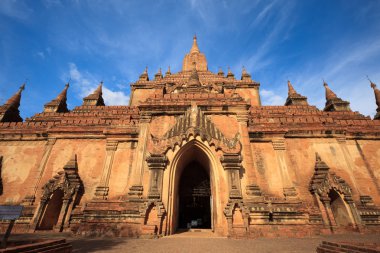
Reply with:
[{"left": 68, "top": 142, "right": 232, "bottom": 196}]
[
  {"left": 249, "top": 0, "right": 276, "bottom": 28},
  {"left": 0, "top": 0, "right": 33, "bottom": 20},
  {"left": 237, "top": 1, "right": 296, "bottom": 72},
  {"left": 260, "top": 88, "right": 285, "bottom": 105},
  {"left": 67, "top": 63, "right": 129, "bottom": 106},
  {"left": 287, "top": 38, "right": 380, "bottom": 117}
]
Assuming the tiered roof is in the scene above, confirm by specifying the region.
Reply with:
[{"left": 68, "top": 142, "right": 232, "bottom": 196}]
[{"left": 0, "top": 37, "right": 379, "bottom": 138}]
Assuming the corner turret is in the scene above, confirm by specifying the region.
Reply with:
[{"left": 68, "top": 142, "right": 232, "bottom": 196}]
[
  {"left": 323, "top": 81, "right": 351, "bottom": 112},
  {"left": 83, "top": 82, "right": 105, "bottom": 106},
  {"left": 284, "top": 80, "right": 308, "bottom": 106},
  {"left": 370, "top": 80, "right": 380, "bottom": 120},
  {"left": 44, "top": 83, "right": 70, "bottom": 113},
  {"left": 0, "top": 84, "right": 25, "bottom": 122}
]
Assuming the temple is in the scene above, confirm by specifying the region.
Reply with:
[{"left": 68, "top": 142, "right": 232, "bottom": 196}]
[{"left": 0, "top": 37, "right": 380, "bottom": 238}]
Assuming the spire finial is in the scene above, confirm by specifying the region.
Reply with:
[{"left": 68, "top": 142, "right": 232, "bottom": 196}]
[
  {"left": 190, "top": 35, "right": 200, "bottom": 54},
  {"left": 0, "top": 83, "right": 26, "bottom": 122},
  {"left": 82, "top": 82, "right": 105, "bottom": 106},
  {"left": 287, "top": 80, "right": 297, "bottom": 96},
  {"left": 323, "top": 80, "right": 338, "bottom": 100},
  {"left": 368, "top": 76, "right": 377, "bottom": 89},
  {"left": 165, "top": 65, "right": 171, "bottom": 76},
  {"left": 44, "top": 82, "right": 70, "bottom": 113}
]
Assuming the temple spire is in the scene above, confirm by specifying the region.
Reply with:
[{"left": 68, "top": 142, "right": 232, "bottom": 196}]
[
  {"left": 190, "top": 35, "right": 200, "bottom": 54},
  {"left": 323, "top": 81, "right": 351, "bottom": 112},
  {"left": 285, "top": 80, "right": 308, "bottom": 106},
  {"left": 0, "top": 83, "right": 25, "bottom": 122},
  {"left": 369, "top": 79, "right": 380, "bottom": 119},
  {"left": 217, "top": 67, "right": 224, "bottom": 77},
  {"left": 323, "top": 81, "right": 338, "bottom": 100},
  {"left": 44, "top": 83, "right": 70, "bottom": 113},
  {"left": 83, "top": 82, "right": 105, "bottom": 106},
  {"left": 154, "top": 68, "right": 163, "bottom": 80},
  {"left": 287, "top": 80, "right": 297, "bottom": 96},
  {"left": 241, "top": 66, "right": 251, "bottom": 80},
  {"left": 139, "top": 66, "right": 149, "bottom": 81},
  {"left": 165, "top": 66, "right": 171, "bottom": 76},
  {"left": 6, "top": 83, "right": 25, "bottom": 109},
  {"left": 187, "top": 62, "right": 201, "bottom": 88},
  {"left": 227, "top": 67, "right": 235, "bottom": 79},
  {"left": 182, "top": 36, "right": 208, "bottom": 72}
]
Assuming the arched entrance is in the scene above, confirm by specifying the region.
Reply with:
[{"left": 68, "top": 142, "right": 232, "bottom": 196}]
[
  {"left": 37, "top": 189, "right": 64, "bottom": 230},
  {"left": 328, "top": 189, "right": 351, "bottom": 226},
  {"left": 178, "top": 161, "right": 211, "bottom": 229},
  {"left": 164, "top": 138, "right": 224, "bottom": 235},
  {"left": 32, "top": 155, "right": 84, "bottom": 232}
]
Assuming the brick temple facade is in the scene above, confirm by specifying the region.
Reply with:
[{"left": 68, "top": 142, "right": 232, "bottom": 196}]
[{"left": 0, "top": 37, "right": 380, "bottom": 238}]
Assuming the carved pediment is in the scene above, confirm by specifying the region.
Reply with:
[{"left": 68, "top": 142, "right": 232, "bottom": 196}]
[
  {"left": 148, "top": 104, "right": 241, "bottom": 154},
  {"left": 309, "top": 153, "right": 352, "bottom": 197},
  {"left": 41, "top": 155, "right": 84, "bottom": 201}
]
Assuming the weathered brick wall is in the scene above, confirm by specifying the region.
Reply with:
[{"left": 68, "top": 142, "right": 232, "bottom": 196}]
[
  {"left": 0, "top": 140, "right": 46, "bottom": 203},
  {"left": 35, "top": 139, "right": 106, "bottom": 203},
  {"left": 108, "top": 141, "right": 136, "bottom": 199},
  {"left": 130, "top": 88, "right": 158, "bottom": 106},
  {"left": 236, "top": 87, "right": 260, "bottom": 106},
  {"left": 248, "top": 138, "right": 380, "bottom": 205}
]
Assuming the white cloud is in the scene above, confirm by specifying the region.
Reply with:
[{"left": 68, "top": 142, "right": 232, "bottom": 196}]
[
  {"left": 36, "top": 52, "right": 45, "bottom": 59},
  {"left": 260, "top": 89, "right": 285, "bottom": 105},
  {"left": 67, "top": 63, "right": 129, "bottom": 105},
  {"left": 103, "top": 87, "right": 129, "bottom": 105}
]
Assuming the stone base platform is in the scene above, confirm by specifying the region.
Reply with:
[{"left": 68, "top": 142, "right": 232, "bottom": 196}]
[
  {"left": 0, "top": 239, "right": 72, "bottom": 253},
  {"left": 317, "top": 241, "right": 380, "bottom": 253}
]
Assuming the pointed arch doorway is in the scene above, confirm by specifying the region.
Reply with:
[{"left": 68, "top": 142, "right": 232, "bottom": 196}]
[
  {"left": 178, "top": 161, "right": 211, "bottom": 229},
  {"left": 165, "top": 139, "right": 221, "bottom": 234}
]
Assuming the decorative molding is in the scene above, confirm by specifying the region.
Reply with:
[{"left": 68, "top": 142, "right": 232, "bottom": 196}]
[
  {"left": 309, "top": 153, "right": 352, "bottom": 197},
  {"left": 272, "top": 138, "right": 286, "bottom": 150},
  {"left": 148, "top": 104, "right": 241, "bottom": 155},
  {"left": 33, "top": 155, "right": 84, "bottom": 231},
  {"left": 146, "top": 154, "right": 167, "bottom": 199}
]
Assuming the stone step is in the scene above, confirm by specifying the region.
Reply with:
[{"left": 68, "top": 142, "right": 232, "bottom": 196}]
[
  {"left": 0, "top": 239, "right": 72, "bottom": 253},
  {"left": 316, "top": 241, "right": 380, "bottom": 253},
  {"left": 24, "top": 242, "right": 72, "bottom": 253}
]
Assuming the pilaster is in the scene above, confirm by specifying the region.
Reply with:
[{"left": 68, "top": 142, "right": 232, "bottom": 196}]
[
  {"left": 128, "top": 113, "right": 151, "bottom": 198},
  {"left": 146, "top": 154, "right": 167, "bottom": 199},
  {"left": 94, "top": 140, "right": 118, "bottom": 200},
  {"left": 221, "top": 153, "right": 242, "bottom": 199},
  {"left": 23, "top": 138, "right": 56, "bottom": 206},
  {"left": 236, "top": 110, "right": 261, "bottom": 198},
  {"left": 271, "top": 137, "right": 298, "bottom": 199}
]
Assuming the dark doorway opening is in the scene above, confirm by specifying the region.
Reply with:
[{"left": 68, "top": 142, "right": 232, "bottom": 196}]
[
  {"left": 328, "top": 189, "right": 351, "bottom": 226},
  {"left": 37, "top": 189, "right": 64, "bottom": 230},
  {"left": 178, "top": 161, "right": 211, "bottom": 229}
]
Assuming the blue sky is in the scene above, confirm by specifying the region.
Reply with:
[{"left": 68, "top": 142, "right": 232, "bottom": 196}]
[{"left": 1, "top": 0, "right": 380, "bottom": 119}]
